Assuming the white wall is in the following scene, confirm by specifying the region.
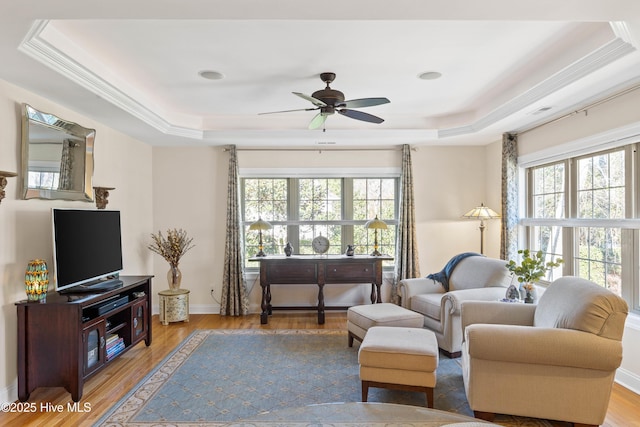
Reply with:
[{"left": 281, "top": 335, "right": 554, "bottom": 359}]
[
  {"left": 519, "top": 88, "right": 640, "bottom": 394},
  {"left": 0, "top": 79, "right": 154, "bottom": 403}
]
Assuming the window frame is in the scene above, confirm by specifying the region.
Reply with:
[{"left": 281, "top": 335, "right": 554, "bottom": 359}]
[
  {"left": 240, "top": 174, "right": 400, "bottom": 269},
  {"left": 521, "top": 144, "right": 640, "bottom": 313}
]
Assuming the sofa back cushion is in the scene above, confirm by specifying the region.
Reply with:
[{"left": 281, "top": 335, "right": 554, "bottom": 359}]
[
  {"left": 449, "top": 256, "right": 512, "bottom": 291},
  {"left": 534, "top": 276, "right": 628, "bottom": 340}
]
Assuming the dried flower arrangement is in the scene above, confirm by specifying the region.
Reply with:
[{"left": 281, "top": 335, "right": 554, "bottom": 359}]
[{"left": 148, "top": 228, "right": 195, "bottom": 267}]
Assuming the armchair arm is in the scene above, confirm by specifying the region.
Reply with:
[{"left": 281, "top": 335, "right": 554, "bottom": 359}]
[
  {"left": 397, "top": 277, "right": 444, "bottom": 308},
  {"left": 461, "top": 300, "right": 536, "bottom": 331},
  {"left": 441, "top": 288, "right": 509, "bottom": 316},
  {"left": 465, "top": 324, "right": 623, "bottom": 371}
]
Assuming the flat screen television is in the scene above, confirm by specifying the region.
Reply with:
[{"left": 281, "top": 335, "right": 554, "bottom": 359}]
[{"left": 52, "top": 208, "right": 124, "bottom": 292}]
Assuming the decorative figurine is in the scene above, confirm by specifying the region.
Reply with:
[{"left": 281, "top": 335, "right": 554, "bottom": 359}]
[{"left": 284, "top": 242, "right": 293, "bottom": 257}]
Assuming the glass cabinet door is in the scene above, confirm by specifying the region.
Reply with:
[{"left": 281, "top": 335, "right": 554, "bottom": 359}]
[
  {"left": 83, "top": 320, "right": 106, "bottom": 377},
  {"left": 131, "top": 299, "right": 148, "bottom": 344}
]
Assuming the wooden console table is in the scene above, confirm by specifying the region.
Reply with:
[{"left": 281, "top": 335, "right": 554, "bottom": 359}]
[{"left": 249, "top": 255, "right": 392, "bottom": 325}]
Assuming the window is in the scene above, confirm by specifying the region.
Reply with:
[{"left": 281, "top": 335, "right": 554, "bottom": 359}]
[
  {"left": 528, "top": 162, "right": 565, "bottom": 282},
  {"left": 28, "top": 170, "right": 60, "bottom": 190},
  {"left": 575, "top": 150, "right": 625, "bottom": 294},
  {"left": 524, "top": 146, "right": 636, "bottom": 311},
  {"left": 241, "top": 177, "right": 398, "bottom": 267}
]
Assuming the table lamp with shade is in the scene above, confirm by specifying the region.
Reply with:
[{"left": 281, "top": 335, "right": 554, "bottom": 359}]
[
  {"left": 365, "top": 215, "right": 387, "bottom": 256},
  {"left": 462, "top": 203, "right": 501, "bottom": 254},
  {"left": 249, "top": 217, "right": 272, "bottom": 257}
]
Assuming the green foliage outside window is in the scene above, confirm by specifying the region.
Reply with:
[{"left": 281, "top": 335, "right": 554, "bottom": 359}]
[{"left": 242, "top": 177, "right": 398, "bottom": 266}]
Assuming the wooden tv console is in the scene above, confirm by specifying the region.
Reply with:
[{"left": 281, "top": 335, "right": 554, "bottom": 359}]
[{"left": 16, "top": 275, "right": 153, "bottom": 402}]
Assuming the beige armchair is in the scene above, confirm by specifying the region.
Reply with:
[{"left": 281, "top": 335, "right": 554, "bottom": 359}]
[
  {"left": 461, "top": 276, "right": 628, "bottom": 427},
  {"left": 398, "top": 256, "right": 513, "bottom": 357}
]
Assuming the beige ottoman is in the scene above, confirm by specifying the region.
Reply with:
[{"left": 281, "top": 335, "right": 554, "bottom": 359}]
[
  {"left": 347, "top": 303, "right": 423, "bottom": 347},
  {"left": 358, "top": 326, "right": 439, "bottom": 407}
]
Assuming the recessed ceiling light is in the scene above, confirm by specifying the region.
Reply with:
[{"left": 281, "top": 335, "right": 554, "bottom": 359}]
[
  {"left": 418, "top": 71, "right": 442, "bottom": 80},
  {"left": 199, "top": 70, "right": 225, "bottom": 80}
]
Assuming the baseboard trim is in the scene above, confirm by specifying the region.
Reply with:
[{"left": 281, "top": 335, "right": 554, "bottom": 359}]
[
  {"left": 1, "top": 379, "right": 17, "bottom": 404},
  {"left": 615, "top": 366, "right": 640, "bottom": 395}
]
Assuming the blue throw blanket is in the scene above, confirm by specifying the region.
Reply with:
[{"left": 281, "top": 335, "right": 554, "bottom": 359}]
[{"left": 427, "top": 252, "right": 483, "bottom": 291}]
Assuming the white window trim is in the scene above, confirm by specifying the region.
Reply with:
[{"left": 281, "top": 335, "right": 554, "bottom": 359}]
[{"left": 239, "top": 167, "right": 401, "bottom": 178}]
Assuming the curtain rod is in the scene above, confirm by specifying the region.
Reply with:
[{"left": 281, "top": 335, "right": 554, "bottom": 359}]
[
  {"left": 223, "top": 147, "right": 415, "bottom": 152},
  {"left": 519, "top": 83, "right": 640, "bottom": 135}
]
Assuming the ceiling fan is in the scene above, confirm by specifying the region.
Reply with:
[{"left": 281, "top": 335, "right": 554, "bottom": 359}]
[{"left": 259, "top": 72, "right": 390, "bottom": 130}]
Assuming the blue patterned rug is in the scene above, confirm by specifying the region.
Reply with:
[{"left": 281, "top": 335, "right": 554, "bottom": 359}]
[{"left": 94, "top": 329, "right": 551, "bottom": 427}]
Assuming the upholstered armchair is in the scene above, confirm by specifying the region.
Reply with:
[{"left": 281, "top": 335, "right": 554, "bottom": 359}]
[
  {"left": 460, "top": 277, "right": 628, "bottom": 427},
  {"left": 398, "top": 256, "right": 513, "bottom": 357}
]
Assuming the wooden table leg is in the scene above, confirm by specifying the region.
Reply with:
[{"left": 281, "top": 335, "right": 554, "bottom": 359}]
[
  {"left": 260, "top": 283, "right": 269, "bottom": 324},
  {"left": 317, "top": 283, "right": 325, "bottom": 324},
  {"left": 266, "top": 283, "right": 272, "bottom": 315},
  {"left": 375, "top": 283, "right": 382, "bottom": 303}
]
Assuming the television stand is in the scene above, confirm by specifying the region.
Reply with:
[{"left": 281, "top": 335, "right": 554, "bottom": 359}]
[
  {"left": 16, "top": 275, "right": 153, "bottom": 402},
  {"left": 59, "top": 278, "right": 124, "bottom": 294}
]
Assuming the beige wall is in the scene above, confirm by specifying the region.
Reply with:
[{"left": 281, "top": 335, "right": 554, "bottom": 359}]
[
  {"left": 519, "top": 89, "right": 640, "bottom": 158},
  {"left": 4, "top": 72, "right": 638, "bottom": 402},
  {"left": 519, "top": 87, "right": 640, "bottom": 394},
  {"left": 0, "top": 79, "right": 153, "bottom": 402},
  {"left": 151, "top": 146, "right": 500, "bottom": 312},
  {"left": 1, "top": 78, "right": 502, "bottom": 401}
]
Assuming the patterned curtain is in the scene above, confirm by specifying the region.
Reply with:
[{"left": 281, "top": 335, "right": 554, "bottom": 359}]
[
  {"left": 58, "top": 139, "right": 74, "bottom": 190},
  {"left": 500, "top": 133, "right": 519, "bottom": 261},
  {"left": 220, "top": 145, "right": 249, "bottom": 316},
  {"left": 393, "top": 144, "right": 420, "bottom": 304}
]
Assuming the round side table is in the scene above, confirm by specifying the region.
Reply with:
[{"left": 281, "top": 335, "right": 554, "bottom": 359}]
[{"left": 158, "top": 288, "right": 190, "bottom": 325}]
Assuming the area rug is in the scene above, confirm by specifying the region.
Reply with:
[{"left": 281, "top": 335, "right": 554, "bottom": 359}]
[{"left": 94, "top": 329, "right": 552, "bottom": 427}]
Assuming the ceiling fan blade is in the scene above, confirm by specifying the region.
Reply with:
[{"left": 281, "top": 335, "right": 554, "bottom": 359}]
[
  {"left": 337, "top": 109, "right": 385, "bottom": 124},
  {"left": 293, "top": 92, "right": 327, "bottom": 107},
  {"left": 258, "top": 107, "right": 318, "bottom": 115},
  {"left": 308, "top": 112, "right": 328, "bottom": 130},
  {"left": 340, "top": 97, "right": 390, "bottom": 109}
]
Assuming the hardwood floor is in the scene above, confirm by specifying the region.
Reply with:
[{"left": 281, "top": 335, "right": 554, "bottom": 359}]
[{"left": 2, "top": 312, "right": 639, "bottom": 426}]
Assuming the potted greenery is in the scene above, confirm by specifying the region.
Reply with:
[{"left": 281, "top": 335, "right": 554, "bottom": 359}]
[{"left": 506, "top": 249, "right": 563, "bottom": 303}]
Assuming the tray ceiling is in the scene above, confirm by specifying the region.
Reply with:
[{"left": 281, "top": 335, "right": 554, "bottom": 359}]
[{"left": 2, "top": 0, "right": 640, "bottom": 147}]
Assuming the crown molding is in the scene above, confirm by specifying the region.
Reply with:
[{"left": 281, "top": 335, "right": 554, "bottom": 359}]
[
  {"left": 18, "top": 20, "right": 637, "bottom": 144},
  {"left": 611, "top": 21, "right": 637, "bottom": 47},
  {"left": 18, "top": 20, "right": 203, "bottom": 140},
  {"left": 439, "top": 36, "right": 636, "bottom": 139}
]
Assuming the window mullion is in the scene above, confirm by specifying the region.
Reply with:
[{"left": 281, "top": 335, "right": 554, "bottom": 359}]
[
  {"left": 342, "top": 178, "right": 353, "bottom": 253},
  {"left": 288, "top": 178, "right": 300, "bottom": 251}
]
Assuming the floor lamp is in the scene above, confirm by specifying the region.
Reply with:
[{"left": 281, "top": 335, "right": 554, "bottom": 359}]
[
  {"left": 249, "top": 217, "right": 272, "bottom": 257},
  {"left": 462, "top": 203, "right": 501, "bottom": 255}
]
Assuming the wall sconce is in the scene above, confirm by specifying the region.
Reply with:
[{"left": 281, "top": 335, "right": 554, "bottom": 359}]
[
  {"left": 0, "top": 171, "right": 18, "bottom": 204},
  {"left": 93, "top": 186, "right": 115, "bottom": 209},
  {"left": 462, "top": 202, "right": 501, "bottom": 254},
  {"left": 365, "top": 215, "right": 387, "bottom": 256},
  {"left": 249, "top": 217, "right": 272, "bottom": 257}
]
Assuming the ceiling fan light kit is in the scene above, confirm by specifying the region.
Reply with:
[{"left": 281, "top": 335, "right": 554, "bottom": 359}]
[{"left": 260, "top": 72, "right": 390, "bottom": 130}]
